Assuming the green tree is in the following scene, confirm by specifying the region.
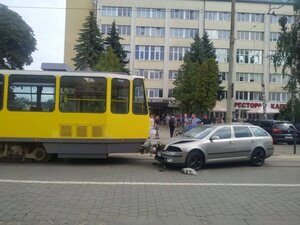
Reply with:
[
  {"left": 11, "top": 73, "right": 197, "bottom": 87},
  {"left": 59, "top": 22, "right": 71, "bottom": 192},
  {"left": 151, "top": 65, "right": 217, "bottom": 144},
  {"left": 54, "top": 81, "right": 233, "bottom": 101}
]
[
  {"left": 72, "top": 10, "right": 104, "bottom": 71},
  {"left": 173, "top": 32, "right": 222, "bottom": 114},
  {"left": 0, "top": 4, "right": 36, "bottom": 69},
  {"left": 272, "top": 4, "right": 300, "bottom": 122},
  {"left": 94, "top": 46, "right": 123, "bottom": 72},
  {"left": 105, "top": 20, "right": 129, "bottom": 74}
]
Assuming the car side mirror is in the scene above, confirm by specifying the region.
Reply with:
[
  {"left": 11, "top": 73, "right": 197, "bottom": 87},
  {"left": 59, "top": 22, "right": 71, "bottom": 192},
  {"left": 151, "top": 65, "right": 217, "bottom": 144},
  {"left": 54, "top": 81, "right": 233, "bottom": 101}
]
[{"left": 210, "top": 135, "right": 220, "bottom": 141}]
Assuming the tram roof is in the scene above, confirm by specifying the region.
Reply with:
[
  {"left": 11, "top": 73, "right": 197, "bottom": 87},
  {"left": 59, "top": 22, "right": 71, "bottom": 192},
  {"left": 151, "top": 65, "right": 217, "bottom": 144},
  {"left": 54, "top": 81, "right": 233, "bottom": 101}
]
[{"left": 0, "top": 70, "right": 142, "bottom": 80}]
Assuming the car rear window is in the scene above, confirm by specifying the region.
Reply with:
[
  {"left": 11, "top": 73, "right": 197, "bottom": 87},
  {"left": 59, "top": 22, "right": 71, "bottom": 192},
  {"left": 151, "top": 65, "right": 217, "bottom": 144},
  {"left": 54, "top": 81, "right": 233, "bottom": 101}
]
[
  {"left": 274, "top": 123, "right": 294, "bottom": 130},
  {"left": 233, "top": 126, "right": 253, "bottom": 138},
  {"left": 250, "top": 127, "right": 269, "bottom": 137}
]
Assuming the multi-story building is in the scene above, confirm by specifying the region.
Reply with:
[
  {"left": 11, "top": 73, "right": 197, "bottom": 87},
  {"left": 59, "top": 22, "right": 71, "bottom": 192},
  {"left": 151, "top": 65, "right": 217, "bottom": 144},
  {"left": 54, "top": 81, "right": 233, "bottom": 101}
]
[{"left": 64, "top": 0, "right": 295, "bottom": 119}]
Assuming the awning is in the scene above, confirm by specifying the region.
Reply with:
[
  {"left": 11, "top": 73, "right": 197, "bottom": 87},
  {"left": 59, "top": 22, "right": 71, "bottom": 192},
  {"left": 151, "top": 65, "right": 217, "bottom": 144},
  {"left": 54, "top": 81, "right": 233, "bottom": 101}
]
[
  {"left": 246, "top": 105, "right": 279, "bottom": 114},
  {"left": 212, "top": 105, "right": 227, "bottom": 112}
]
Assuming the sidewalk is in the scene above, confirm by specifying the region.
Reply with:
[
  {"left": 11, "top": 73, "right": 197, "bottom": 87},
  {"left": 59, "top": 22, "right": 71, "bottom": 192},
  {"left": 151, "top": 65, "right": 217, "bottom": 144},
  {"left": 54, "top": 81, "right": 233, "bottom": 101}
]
[{"left": 153, "top": 126, "right": 300, "bottom": 158}]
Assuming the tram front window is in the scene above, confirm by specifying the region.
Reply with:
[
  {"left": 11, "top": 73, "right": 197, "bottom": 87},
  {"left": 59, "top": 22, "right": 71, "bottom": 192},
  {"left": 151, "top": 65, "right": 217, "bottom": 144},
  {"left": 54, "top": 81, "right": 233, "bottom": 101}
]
[{"left": 133, "top": 78, "right": 148, "bottom": 115}]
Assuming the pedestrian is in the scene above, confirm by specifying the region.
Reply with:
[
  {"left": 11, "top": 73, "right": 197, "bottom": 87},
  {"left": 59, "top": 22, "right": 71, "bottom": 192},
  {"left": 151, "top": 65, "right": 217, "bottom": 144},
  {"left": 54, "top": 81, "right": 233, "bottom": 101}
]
[
  {"left": 149, "top": 114, "right": 155, "bottom": 138},
  {"left": 169, "top": 115, "right": 176, "bottom": 137},
  {"left": 202, "top": 114, "right": 211, "bottom": 125},
  {"left": 166, "top": 114, "right": 170, "bottom": 128},
  {"left": 154, "top": 116, "right": 160, "bottom": 139}
]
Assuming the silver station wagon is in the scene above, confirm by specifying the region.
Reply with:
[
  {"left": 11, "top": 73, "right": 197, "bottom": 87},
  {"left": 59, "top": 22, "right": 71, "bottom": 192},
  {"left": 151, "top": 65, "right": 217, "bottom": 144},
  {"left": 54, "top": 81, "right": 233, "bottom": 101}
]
[{"left": 155, "top": 124, "right": 274, "bottom": 170}]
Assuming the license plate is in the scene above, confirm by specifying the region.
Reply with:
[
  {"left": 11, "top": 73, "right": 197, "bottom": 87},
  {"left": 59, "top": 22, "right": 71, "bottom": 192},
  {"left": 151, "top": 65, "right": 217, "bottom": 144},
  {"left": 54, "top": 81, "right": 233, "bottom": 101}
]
[{"left": 157, "top": 151, "right": 161, "bottom": 157}]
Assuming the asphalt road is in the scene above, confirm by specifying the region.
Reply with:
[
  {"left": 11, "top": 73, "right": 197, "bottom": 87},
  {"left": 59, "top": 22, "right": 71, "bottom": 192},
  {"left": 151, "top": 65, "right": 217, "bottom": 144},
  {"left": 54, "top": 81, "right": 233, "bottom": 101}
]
[{"left": 0, "top": 145, "right": 300, "bottom": 225}]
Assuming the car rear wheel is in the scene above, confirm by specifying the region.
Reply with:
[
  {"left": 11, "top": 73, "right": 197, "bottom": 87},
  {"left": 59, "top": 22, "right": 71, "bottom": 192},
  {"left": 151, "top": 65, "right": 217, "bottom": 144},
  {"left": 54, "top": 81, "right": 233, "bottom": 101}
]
[
  {"left": 250, "top": 148, "right": 266, "bottom": 167},
  {"left": 185, "top": 151, "right": 204, "bottom": 171}
]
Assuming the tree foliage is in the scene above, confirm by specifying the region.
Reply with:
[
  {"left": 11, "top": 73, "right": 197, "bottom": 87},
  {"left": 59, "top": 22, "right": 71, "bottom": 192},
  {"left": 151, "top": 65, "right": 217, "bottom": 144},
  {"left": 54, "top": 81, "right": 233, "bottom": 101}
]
[
  {"left": 94, "top": 46, "right": 123, "bottom": 72},
  {"left": 272, "top": 3, "right": 300, "bottom": 122},
  {"left": 0, "top": 4, "right": 36, "bottom": 69},
  {"left": 72, "top": 10, "right": 104, "bottom": 71},
  {"left": 105, "top": 20, "right": 129, "bottom": 74},
  {"left": 173, "top": 32, "right": 222, "bottom": 115}
]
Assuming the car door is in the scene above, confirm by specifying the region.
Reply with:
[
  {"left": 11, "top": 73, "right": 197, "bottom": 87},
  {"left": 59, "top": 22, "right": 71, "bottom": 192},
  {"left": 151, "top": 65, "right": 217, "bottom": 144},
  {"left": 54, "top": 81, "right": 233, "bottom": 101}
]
[
  {"left": 205, "top": 126, "right": 235, "bottom": 160},
  {"left": 232, "top": 126, "right": 256, "bottom": 157}
]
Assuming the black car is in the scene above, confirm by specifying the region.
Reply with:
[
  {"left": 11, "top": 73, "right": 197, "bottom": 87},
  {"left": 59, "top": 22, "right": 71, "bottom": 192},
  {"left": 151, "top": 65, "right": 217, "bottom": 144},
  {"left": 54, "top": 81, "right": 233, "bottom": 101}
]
[{"left": 257, "top": 120, "right": 298, "bottom": 144}]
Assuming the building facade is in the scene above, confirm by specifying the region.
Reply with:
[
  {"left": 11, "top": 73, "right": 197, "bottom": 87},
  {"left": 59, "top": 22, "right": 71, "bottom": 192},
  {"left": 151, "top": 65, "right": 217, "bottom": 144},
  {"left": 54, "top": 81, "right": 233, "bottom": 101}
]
[{"left": 64, "top": 0, "right": 295, "bottom": 119}]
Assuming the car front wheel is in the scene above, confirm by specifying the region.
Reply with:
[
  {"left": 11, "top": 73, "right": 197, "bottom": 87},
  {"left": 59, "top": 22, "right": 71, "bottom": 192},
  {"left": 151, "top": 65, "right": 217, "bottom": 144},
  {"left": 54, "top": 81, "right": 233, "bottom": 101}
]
[
  {"left": 250, "top": 148, "right": 266, "bottom": 167},
  {"left": 185, "top": 151, "right": 204, "bottom": 171}
]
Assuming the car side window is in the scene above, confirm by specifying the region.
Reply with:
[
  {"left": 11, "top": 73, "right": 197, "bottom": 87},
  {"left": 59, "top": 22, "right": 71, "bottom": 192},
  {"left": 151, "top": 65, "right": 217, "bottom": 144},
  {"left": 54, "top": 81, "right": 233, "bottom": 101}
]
[
  {"left": 250, "top": 127, "right": 269, "bottom": 137},
  {"left": 234, "top": 126, "right": 253, "bottom": 138},
  {"left": 211, "top": 127, "right": 231, "bottom": 139}
]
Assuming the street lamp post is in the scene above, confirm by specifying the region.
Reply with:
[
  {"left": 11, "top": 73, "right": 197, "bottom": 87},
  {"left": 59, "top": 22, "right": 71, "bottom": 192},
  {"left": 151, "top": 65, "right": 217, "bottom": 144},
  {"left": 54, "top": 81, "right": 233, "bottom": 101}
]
[{"left": 226, "top": 0, "right": 236, "bottom": 124}]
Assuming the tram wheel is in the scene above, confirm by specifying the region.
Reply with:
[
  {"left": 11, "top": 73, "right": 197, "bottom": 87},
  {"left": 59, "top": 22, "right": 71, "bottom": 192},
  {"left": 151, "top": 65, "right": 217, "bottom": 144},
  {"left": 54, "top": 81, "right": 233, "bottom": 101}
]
[{"left": 31, "top": 147, "right": 49, "bottom": 162}]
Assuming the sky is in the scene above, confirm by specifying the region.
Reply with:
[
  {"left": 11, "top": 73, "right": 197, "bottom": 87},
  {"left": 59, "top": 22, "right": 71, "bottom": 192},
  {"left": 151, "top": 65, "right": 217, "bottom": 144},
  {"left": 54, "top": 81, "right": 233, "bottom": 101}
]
[{"left": 0, "top": 0, "right": 66, "bottom": 70}]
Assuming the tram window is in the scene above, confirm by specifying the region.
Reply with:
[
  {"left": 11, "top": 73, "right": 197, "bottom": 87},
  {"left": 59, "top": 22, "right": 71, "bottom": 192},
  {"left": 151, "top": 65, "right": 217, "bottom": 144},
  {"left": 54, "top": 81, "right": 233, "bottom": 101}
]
[
  {"left": 0, "top": 75, "right": 3, "bottom": 111},
  {"left": 8, "top": 75, "right": 55, "bottom": 112},
  {"left": 111, "top": 78, "right": 129, "bottom": 114},
  {"left": 60, "top": 76, "right": 106, "bottom": 113},
  {"left": 133, "top": 79, "right": 148, "bottom": 115}
]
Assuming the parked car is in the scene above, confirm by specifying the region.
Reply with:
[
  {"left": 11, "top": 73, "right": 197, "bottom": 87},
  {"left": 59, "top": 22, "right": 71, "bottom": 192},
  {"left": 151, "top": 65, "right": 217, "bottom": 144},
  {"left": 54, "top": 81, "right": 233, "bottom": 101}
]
[
  {"left": 257, "top": 120, "right": 298, "bottom": 144},
  {"left": 155, "top": 124, "right": 274, "bottom": 170}
]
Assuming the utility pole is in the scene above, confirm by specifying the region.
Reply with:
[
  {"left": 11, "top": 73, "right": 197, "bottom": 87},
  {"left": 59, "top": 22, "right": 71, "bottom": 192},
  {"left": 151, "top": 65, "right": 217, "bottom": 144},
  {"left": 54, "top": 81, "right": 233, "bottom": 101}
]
[{"left": 226, "top": 0, "right": 236, "bottom": 124}]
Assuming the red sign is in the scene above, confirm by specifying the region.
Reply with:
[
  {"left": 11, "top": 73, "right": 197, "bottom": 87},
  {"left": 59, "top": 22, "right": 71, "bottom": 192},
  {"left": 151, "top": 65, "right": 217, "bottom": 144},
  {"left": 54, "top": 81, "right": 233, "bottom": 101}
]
[
  {"left": 271, "top": 103, "right": 287, "bottom": 109},
  {"left": 234, "top": 102, "right": 261, "bottom": 109}
]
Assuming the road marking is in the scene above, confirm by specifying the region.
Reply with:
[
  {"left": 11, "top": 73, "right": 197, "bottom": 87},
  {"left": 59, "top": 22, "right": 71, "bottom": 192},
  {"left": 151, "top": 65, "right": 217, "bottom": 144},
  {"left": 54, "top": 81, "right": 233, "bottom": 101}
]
[{"left": 0, "top": 179, "right": 300, "bottom": 187}]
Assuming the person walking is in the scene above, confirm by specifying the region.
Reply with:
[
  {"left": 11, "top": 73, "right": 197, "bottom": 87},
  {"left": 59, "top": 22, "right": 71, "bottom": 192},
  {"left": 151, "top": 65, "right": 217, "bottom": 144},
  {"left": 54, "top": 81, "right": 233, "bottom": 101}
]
[
  {"left": 154, "top": 116, "right": 160, "bottom": 139},
  {"left": 169, "top": 115, "right": 176, "bottom": 137}
]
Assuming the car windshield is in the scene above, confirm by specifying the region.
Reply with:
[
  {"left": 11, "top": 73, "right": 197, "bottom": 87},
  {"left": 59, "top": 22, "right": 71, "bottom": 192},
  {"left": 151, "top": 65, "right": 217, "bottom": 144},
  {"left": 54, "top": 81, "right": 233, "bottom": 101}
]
[{"left": 184, "top": 126, "right": 214, "bottom": 139}]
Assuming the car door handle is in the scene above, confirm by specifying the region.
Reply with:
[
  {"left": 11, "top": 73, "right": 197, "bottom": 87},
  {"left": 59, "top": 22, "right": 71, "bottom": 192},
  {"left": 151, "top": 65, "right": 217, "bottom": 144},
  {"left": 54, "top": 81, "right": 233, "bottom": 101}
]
[
  {"left": 229, "top": 141, "right": 234, "bottom": 144},
  {"left": 251, "top": 140, "right": 255, "bottom": 142}
]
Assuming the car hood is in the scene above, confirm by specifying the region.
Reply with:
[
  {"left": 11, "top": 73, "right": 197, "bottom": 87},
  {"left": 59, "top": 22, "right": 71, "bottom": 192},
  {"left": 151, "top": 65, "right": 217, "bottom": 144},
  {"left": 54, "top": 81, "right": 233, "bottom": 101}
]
[{"left": 160, "top": 136, "right": 199, "bottom": 147}]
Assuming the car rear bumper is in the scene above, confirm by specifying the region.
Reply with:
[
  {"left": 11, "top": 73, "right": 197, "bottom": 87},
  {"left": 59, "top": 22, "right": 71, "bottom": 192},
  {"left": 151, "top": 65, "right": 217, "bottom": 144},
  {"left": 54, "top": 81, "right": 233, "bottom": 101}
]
[{"left": 272, "top": 135, "right": 296, "bottom": 143}]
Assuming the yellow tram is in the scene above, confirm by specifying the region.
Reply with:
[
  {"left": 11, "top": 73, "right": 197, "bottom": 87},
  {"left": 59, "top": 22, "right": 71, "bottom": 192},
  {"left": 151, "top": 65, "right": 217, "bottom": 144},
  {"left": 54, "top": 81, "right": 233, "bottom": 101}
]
[{"left": 0, "top": 70, "right": 150, "bottom": 161}]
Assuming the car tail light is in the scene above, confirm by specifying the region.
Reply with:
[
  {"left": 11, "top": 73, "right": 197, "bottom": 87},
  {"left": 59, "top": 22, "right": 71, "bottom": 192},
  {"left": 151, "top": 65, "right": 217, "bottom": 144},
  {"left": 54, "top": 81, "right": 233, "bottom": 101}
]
[{"left": 272, "top": 128, "right": 282, "bottom": 133}]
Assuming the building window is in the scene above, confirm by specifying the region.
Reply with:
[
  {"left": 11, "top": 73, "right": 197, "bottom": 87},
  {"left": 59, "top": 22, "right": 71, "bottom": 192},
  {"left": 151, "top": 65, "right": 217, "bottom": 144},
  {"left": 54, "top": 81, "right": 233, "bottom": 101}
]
[
  {"left": 102, "top": 6, "right": 131, "bottom": 17},
  {"left": 135, "top": 45, "right": 164, "bottom": 61},
  {"left": 219, "top": 72, "right": 228, "bottom": 81},
  {"left": 270, "top": 32, "right": 279, "bottom": 41},
  {"left": 136, "top": 26, "right": 165, "bottom": 37},
  {"left": 237, "top": 13, "right": 264, "bottom": 23},
  {"left": 169, "top": 71, "right": 178, "bottom": 80},
  {"left": 269, "top": 74, "right": 288, "bottom": 83},
  {"left": 8, "top": 75, "right": 55, "bottom": 112},
  {"left": 102, "top": 24, "right": 131, "bottom": 35},
  {"left": 216, "top": 49, "right": 229, "bottom": 63},
  {"left": 269, "top": 92, "right": 290, "bottom": 102},
  {"left": 146, "top": 88, "right": 163, "bottom": 98},
  {"left": 111, "top": 78, "right": 129, "bottom": 114},
  {"left": 237, "top": 31, "right": 264, "bottom": 41},
  {"left": 219, "top": 90, "right": 227, "bottom": 100},
  {"left": 271, "top": 15, "right": 294, "bottom": 24},
  {"left": 168, "top": 89, "right": 174, "bottom": 98},
  {"left": 135, "top": 69, "right": 163, "bottom": 80},
  {"left": 60, "top": 76, "right": 106, "bottom": 113},
  {"left": 169, "top": 47, "right": 190, "bottom": 61},
  {"left": 171, "top": 9, "right": 199, "bottom": 20},
  {"left": 236, "top": 73, "right": 263, "bottom": 82},
  {"left": 236, "top": 91, "right": 262, "bottom": 100},
  {"left": 236, "top": 49, "right": 263, "bottom": 64},
  {"left": 206, "top": 30, "right": 230, "bottom": 40},
  {"left": 137, "top": 8, "right": 165, "bottom": 18},
  {"left": 170, "top": 28, "right": 198, "bottom": 38},
  {"left": 205, "top": 11, "right": 230, "bottom": 21},
  {"left": 133, "top": 79, "right": 148, "bottom": 115},
  {"left": 122, "top": 45, "right": 130, "bottom": 61},
  {"left": 0, "top": 75, "right": 3, "bottom": 110}
]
